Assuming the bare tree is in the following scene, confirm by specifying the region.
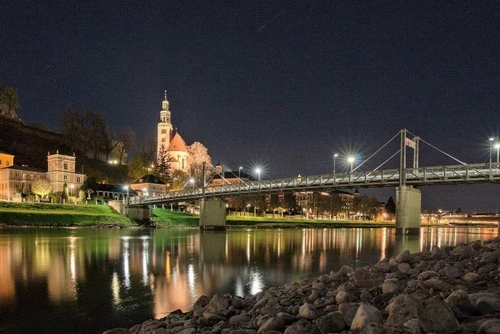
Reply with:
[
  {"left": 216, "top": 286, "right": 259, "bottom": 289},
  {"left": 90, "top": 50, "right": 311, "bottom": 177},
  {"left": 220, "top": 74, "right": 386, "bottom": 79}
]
[
  {"left": 31, "top": 179, "right": 52, "bottom": 198},
  {"left": 61, "top": 108, "right": 84, "bottom": 153}
]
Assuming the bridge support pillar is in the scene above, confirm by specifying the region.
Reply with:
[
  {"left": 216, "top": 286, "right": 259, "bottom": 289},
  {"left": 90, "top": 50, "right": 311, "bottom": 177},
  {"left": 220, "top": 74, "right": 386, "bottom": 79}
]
[
  {"left": 200, "top": 198, "right": 226, "bottom": 230},
  {"left": 396, "top": 185, "right": 421, "bottom": 235}
]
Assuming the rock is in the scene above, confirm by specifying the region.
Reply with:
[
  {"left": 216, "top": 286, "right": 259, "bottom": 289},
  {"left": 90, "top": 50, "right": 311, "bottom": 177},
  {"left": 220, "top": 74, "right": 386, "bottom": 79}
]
[
  {"left": 283, "top": 324, "right": 309, "bottom": 334},
  {"left": 315, "top": 311, "right": 345, "bottom": 334},
  {"left": 451, "top": 244, "right": 473, "bottom": 257},
  {"left": 141, "top": 320, "right": 167, "bottom": 332},
  {"left": 298, "top": 303, "right": 317, "bottom": 319},
  {"left": 335, "top": 290, "right": 357, "bottom": 304},
  {"left": 423, "top": 277, "right": 451, "bottom": 292},
  {"left": 397, "top": 263, "right": 412, "bottom": 275},
  {"left": 257, "top": 312, "right": 295, "bottom": 334},
  {"left": 396, "top": 250, "right": 412, "bottom": 263},
  {"left": 381, "top": 279, "right": 401, "bottom": 294},
  {"left": 439, "top": 266, "right": 463, "bottom": 278},
  {"left": 477, "top": 319, "right": 500, "bottom": 334},
  {"left": 193, "top": 295, "right": 211, "bottom": 309},
  {"left": 469, "top": 293, "right": 500, "bottom": 314},
  {"left": 351, "top": 303, "right": 382, "bottom": 331},
  {"left": 102, "top": 328, "right": 130, "bottom": 334},
  {"left": 445, "top": 289, "right": 477, "bottom": 319},
  {"left": 419, "top": 296, "right": 460, "bottom": 334},
  {"left": 462, "top": 272, "right": 482, "bottom": 284},
  {"left": 230, "top": 314, "right": 251, "bottom": 326},
  {"left": 480, "top": 250, "right": 500, "bottom": 264},
  {"left": 338, "top": 265, "right": 354, "bottom": 277},
  {"left": 402, "top": 318, "right": 423, "bottom": 334},
  {"left": 353, "top": 268, "right": 385, "bottom": 288},
  {"left": 338, "top": 302, "right": 359, "bottom": 327},
  {"left": 207, "top": 295, "right": 230, "bottom": 314},
  {"left": 385, "top": 294, "right": 421, "bottom": 328}
]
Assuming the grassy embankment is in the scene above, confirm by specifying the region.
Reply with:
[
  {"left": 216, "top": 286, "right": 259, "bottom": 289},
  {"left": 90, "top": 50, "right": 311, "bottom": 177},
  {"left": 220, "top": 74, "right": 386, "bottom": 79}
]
[
  {"left": 0, "top": 202, "right": 395, "bottom": 228},
  {"left": 0, "top": 201, "right": 134, "bottom": 227},
  {"left": 152, "top": 209, "right": 395, "bottom": 228}
]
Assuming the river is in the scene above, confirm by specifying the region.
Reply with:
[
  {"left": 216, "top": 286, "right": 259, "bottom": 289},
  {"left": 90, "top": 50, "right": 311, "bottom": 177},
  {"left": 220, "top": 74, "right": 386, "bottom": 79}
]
[{"left": 0, "top": 226, "right": 497, "bottom": 333}]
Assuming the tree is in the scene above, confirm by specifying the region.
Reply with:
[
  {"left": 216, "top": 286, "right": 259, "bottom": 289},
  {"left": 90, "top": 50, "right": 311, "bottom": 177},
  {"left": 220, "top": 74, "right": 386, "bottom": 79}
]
[
  {"left": 188, "top": 142, "right": 213, "bottom": 182},
  {"left": 84, "top": 111, "right": 108, "bottom": 160},
  {"left": 118, "top": 126, "right": 136, "bottom": 163},
  {"left": 61, "top": 108, "right": 85, "bottom": 154},
  {"left": 127, "top": 153, "right": 151, "bottom": 182},
  {"left": 385, "top": 196, "right": 396, "bottom": 215},
  {"left": 155, "top": 144, "right": 170, "bottom": 181},
  {"left": 31, "top": 179, "right": 52, "bottom": 198},
  {"left": 171, "top": 169, "right": 189, "bottom": 190},
  {"left": 0, "top": 86, "right": 20, "bottom": 116}
]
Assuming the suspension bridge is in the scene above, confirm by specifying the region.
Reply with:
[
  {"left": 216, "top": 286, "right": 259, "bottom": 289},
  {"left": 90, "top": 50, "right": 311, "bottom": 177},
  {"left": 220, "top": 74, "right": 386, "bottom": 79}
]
[{"left": 126, "top": 129, "right": 500, "bottom": 233}]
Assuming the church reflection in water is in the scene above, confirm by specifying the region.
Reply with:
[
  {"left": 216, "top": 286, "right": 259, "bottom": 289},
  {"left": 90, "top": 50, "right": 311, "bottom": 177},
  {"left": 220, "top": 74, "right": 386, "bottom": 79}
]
[{"left": 0, "top": 226, "right": 497, "bottom": 332}]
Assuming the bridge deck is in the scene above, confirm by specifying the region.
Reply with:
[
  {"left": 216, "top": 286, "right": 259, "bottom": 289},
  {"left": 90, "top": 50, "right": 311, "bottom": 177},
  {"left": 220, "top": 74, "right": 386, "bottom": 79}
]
[{"left": 130, "top": 163, "right": 500, "bottom": 206}]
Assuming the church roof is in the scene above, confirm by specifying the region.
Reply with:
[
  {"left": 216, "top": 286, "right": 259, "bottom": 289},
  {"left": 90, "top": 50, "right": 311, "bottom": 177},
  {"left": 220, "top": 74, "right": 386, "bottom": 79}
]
[{"left": 167, "top": 132, "right": 189, "bottom": 153}]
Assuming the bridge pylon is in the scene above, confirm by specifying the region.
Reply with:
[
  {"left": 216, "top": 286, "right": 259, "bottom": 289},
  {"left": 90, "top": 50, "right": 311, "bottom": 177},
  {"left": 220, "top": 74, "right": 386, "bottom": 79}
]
[{"left": 396, "top": 129, "right": 421, "bottom": 235}]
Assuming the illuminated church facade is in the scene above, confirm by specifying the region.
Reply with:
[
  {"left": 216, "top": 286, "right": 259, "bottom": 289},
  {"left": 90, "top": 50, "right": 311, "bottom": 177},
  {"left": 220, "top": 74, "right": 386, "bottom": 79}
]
[{"left": 157, "top": 91, "right": 190, "bottom": 173}]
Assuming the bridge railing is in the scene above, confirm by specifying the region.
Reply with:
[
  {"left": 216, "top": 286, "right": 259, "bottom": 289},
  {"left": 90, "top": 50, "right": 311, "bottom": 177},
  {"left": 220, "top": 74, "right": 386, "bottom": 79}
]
[{"left": 130, "top": 163, "right": 499, "bottom": 205}]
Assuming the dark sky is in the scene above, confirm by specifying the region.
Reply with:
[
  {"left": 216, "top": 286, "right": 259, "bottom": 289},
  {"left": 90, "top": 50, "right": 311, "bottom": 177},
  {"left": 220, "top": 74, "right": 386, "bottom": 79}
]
[{"left": 1, "top": 1, "right": 499, "bottom": 212}]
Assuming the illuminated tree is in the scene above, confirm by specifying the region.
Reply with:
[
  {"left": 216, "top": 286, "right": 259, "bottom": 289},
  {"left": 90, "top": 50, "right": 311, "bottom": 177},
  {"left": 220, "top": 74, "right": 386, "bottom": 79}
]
[
  {"left": 31, "top": 179, "right": 52, "bottom": 198},
  {"left": 188, "top": 142, "right": 213, "bottom": 182}
]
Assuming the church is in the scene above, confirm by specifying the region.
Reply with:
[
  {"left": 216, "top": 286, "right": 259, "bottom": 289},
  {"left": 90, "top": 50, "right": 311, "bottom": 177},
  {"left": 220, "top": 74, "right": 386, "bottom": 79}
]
[{"left": 156, "top": 91, "right": 191, "bottom": 173}]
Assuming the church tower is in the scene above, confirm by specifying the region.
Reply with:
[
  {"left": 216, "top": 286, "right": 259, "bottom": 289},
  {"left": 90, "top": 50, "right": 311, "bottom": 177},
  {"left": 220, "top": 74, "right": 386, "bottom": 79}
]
[{"left": 157, "top": 90, "right": 173, "bottom": 158}]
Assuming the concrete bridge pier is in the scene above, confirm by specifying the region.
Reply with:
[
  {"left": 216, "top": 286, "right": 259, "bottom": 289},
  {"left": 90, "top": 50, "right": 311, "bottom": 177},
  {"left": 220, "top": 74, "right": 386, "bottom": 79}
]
[
  {"left": 395, "top": 185, "right": 421, "bottom": 235},
  {"left": 200, "top": 198, "right": 227, "bottom": 230}
]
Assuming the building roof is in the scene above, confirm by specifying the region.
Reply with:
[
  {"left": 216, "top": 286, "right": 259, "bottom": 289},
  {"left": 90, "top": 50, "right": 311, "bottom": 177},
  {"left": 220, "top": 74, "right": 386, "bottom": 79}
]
[
  {"left": 132, "top": 174, "right": 166, "bottom": 185},
  {"left": 167, "top": 132, "right": 189, "bottom": 153},
  {"left": 0, "top": 150, "right": 14, "bottom": 156},
  {"left": 7, "top": 164, "right": 46, "bottom": 173}
]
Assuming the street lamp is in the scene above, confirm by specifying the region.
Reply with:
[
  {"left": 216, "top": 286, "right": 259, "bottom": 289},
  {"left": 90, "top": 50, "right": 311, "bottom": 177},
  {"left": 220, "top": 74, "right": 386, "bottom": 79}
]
[
  {"left": 255, "top": 168, "right": 261, "bottom": 181},
  {"left": 123, "top": 185, "right": 129, "bottom": 206},
  {"left": 495, "top": 142, "right": 500, "bottom": 166},
  {"left": 189, "top": 177, "right": 195, "bottom": 191},
  {"left": 70, "top": 184, "right": 74, "bottom": 196},
  {"left": 347, "top": 156, "right": 355, "bottom": 172},
  {"left": 489, "top": 137, "right": 494, "bottom": 166},
  {"left": 238, "top": 166, "right": 243, "bottom": 179},
  {"left": 333, "top": 153, "right": 338, "bottom": 174}
]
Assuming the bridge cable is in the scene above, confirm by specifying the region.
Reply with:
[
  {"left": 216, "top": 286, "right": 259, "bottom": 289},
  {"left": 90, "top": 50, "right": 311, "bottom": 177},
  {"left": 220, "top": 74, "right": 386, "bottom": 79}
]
[
  {"left": 352, "top": 131, "right": 401, "bottom": 172},
  {"left": 417, "top": 138, "right": 467, "bottom": 166}
]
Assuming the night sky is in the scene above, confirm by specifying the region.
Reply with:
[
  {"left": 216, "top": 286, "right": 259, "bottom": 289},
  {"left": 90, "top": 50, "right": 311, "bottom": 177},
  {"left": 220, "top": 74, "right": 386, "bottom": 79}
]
[{"left": 1, "top": 1, "right": 499, "bottom": 212}]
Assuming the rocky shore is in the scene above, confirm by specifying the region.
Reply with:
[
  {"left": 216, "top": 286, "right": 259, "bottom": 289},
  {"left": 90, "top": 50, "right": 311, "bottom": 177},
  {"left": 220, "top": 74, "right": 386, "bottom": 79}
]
[{"left": 104, "top": 237, "right": 500, "bottom": 334}]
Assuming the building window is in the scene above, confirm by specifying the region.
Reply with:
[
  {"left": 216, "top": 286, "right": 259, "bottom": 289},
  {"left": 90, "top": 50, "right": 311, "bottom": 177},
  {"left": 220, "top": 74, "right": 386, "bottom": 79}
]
[
  {"left": 77, "top": 177, "right": 81, "bottom": 183},
  {"left": 64, "top": 163, "right": 68, "bottom": 170},
  {"left": 0, "top": 160, "right": 2, "bottom": 165},
  {"left": 64, "top": 175, "right": 68, "bottom": 181},
  {"left": 6, "top": 161, "right": 9, "bottom": 166}
]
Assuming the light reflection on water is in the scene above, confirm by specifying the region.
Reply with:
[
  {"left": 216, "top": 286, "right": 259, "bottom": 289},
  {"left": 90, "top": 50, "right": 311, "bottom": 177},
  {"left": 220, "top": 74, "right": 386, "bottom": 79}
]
[{"left": 0, "top": 226, "right": 497, "bottom": 333}]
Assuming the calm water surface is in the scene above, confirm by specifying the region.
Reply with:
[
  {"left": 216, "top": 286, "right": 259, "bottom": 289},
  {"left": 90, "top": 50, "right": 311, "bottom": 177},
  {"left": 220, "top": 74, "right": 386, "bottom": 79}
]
[{"left": 0, "top": 226, "right": 497, "bottom": 333}]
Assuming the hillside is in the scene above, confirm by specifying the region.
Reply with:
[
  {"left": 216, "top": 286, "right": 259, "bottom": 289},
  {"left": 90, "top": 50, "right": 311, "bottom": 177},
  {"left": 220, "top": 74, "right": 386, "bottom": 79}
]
[{"left": 0, "top": 116, "right": 128, "bottom": 183}]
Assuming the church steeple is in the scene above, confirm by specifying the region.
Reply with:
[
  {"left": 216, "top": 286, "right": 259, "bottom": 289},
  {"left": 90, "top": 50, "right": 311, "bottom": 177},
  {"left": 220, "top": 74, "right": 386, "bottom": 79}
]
[
  {"left": 160, "top": 90, "right": 171, "bottom": 123},
  {"left": 157, "top": 90, "right": 174, "bottom": 159}
]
